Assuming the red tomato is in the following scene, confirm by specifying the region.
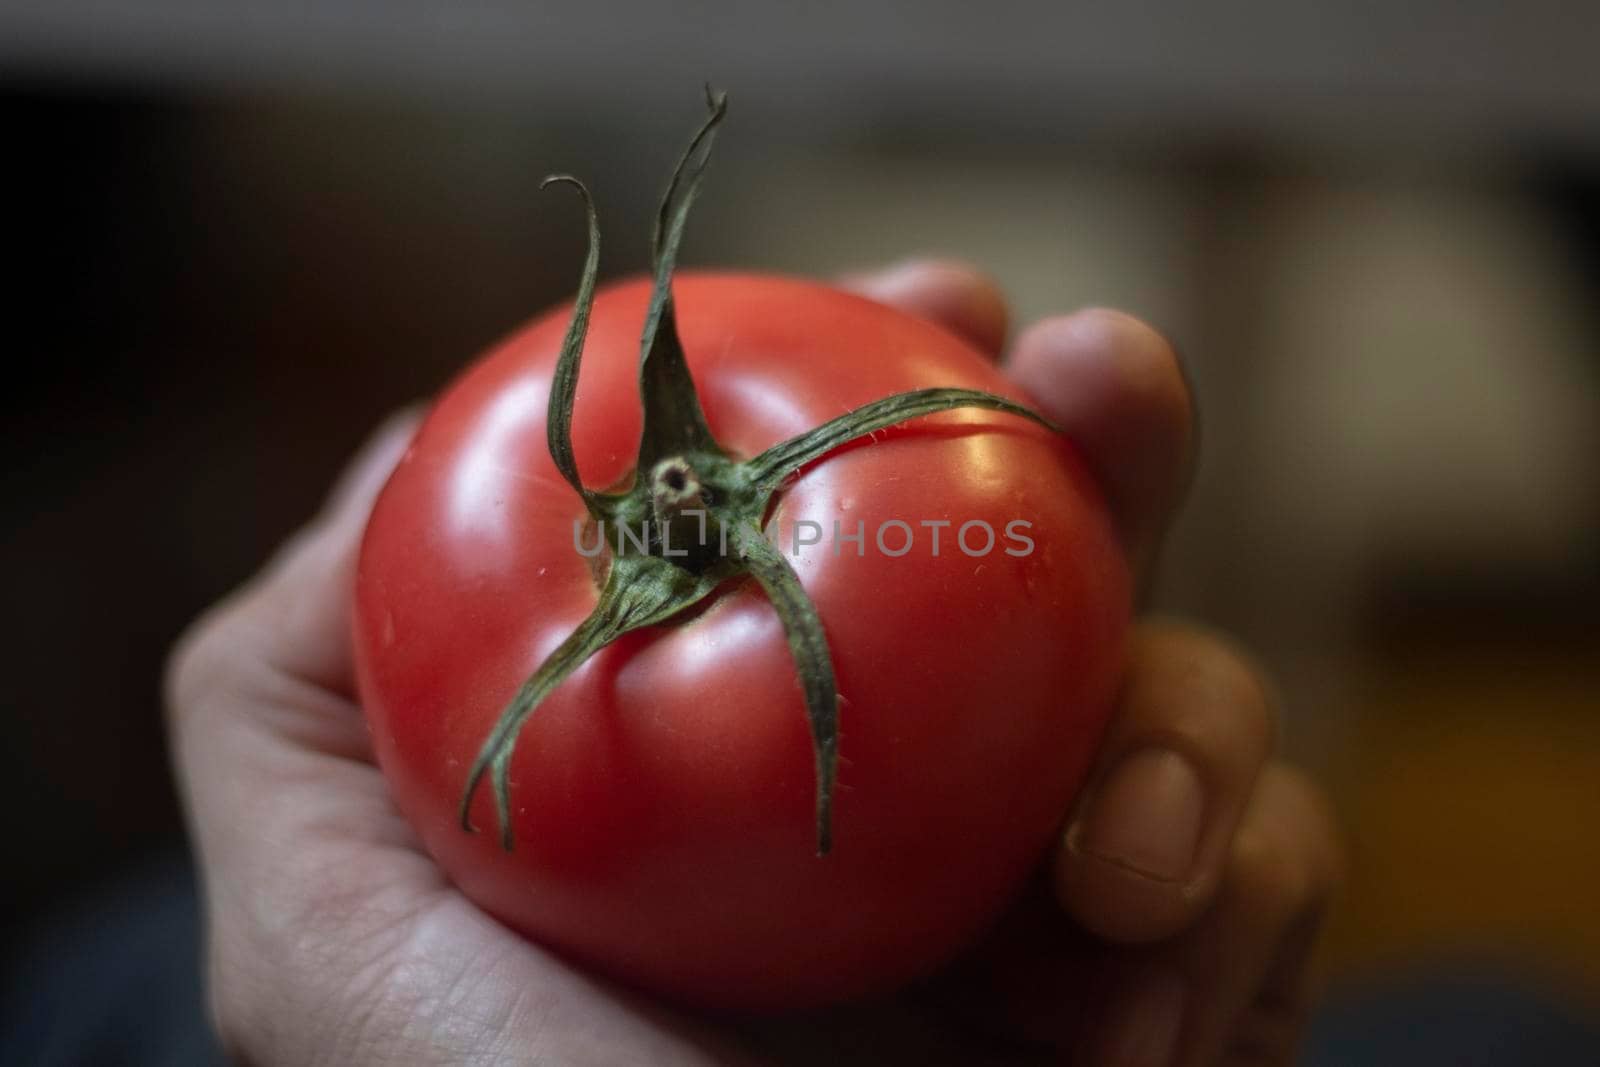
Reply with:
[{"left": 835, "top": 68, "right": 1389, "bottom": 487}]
[{"left": 353, "top": 272, "right": 1129, "bottom": 1010}]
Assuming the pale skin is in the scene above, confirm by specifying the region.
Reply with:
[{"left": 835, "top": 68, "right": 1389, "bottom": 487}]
[{"left": 168, "top": 259, "right": 1344, "bottom": 1066}]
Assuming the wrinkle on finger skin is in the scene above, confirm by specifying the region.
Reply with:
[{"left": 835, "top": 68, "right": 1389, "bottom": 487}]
[
  {"left": 313, "top": 896, "right": 744, "bottom": 1067},
  {"left": 167, "top": 590, "right": 373, "bottom": 763}
]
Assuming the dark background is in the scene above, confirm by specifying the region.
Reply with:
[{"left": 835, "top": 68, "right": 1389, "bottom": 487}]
[{"left": 4, "top": 1, "right": 1600, "bottom": 1054}]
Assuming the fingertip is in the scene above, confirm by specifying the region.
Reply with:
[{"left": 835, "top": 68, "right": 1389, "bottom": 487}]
[
  {"left": 1007, "top": 310, "right": 1193, "bottom": 568},
  {"left": 262, "top": 404, "right": 423, "bottom": 587},
  {"left": 247, "top": 406, "right": 425, "bottom": 690},
  {"left": 1052, "top": 623, "right": 1278, "bottom": 945},
  {"left": 1069, "top": 764, "right": 1336, "bottom": 1067},
  {"left": 1249, "top": 763, "right": 1348, "bottom": 897},
  {"left": 839, "top": 258, "right": 1011, "bottom": 357},
  {"left": 323, "top": 405, "right": 426, "bottom": 524}
]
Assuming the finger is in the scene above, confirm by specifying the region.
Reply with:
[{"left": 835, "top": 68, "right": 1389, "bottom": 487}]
[
  {"left": 913, "top": 874, "right": 1104, "bottom": 1054},
  {"left": 166, "top": 410, "right": 436, "bottom": 1015},
  {"left": 1082, "top": 764, "right": 1343, "bottom": 1067},
  {"left": 1005, "top": 309, "right": 1194, "bottom": 574},
  {"left": 1054, "top": 621, "right": 1277, "bottom": 943},
  {"left": 167, "top": 407, "right": 422, "bottom": 767},
  {"left": 167, "top": 407, "right": 751, "bottom": 1066},
  {"left": 252, "top": 407, "right": 423, "bottom": 692},
  {"left": 168, "top": 409, "right": 437, "bottom": 1043},
  {"left": 838, "top": 258, "right": 1011, "bottom": 358},
  {"left": 263, "top": 405, "right": 423, "bottom": 587}
]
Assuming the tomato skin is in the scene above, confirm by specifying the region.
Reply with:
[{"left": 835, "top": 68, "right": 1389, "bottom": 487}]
[{"left": 353, "top": 272, "right": 1129, "bottom": 1010}]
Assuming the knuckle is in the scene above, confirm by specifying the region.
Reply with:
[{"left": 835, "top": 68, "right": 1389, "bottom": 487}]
[
  {"left": 168, "top": 526, "right": 335, "bottom": 725},
  {"left": 165, "top": 605, "right": 233, "bottom": 721},
  {"left": 164, "top": 591, "right": 268, "bottom": 731}
]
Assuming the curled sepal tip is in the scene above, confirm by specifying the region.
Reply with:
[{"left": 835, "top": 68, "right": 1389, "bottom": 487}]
[
  {"left": 539, "top": 174, "right": 604, "bottom": 514},
  {"left": 458, "top": 556, "right": 726, "bottom": 850},
  {"left": 634, "top": 90, "right": 730, "bottom": 467}
]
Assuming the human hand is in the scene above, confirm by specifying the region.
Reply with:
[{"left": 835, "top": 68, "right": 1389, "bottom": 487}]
[
  {"left": 168, "top": 259, "right": 1340, "bottom": 1066},
  {"left": 169, "top": 428, "right": 752, "bottom": 1065}
]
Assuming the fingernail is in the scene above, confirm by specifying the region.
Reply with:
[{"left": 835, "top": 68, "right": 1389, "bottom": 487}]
[
  {"left": 1092, "top": 969, "right": 1185, "bottom": 1067},
  {"left": 1072, "top": 749, "right": 1204, "bottom": 883}
]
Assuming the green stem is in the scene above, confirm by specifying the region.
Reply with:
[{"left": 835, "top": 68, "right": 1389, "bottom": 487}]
[
  {"left": 459, "top": 89, "right": 1065, "bottom": 856},
  {"left": 652, "top": 85, "right": 727, "bottom": 266},
  {"left": 540, "top": 175, "right": 606, "bottom": 514},
  {"left": 459, "top": 554, "right": 725, "bottom": 850},
  {"left": 744, "top": 387, "right": 1058, "bottom": 497},
  {"left": 731, "top": 524, "right": 840, "bottom": 856}
]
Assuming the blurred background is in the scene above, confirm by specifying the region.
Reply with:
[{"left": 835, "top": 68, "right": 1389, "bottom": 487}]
[{"left": 3, "top": 2, "right": 1598, "bottom": 1063}]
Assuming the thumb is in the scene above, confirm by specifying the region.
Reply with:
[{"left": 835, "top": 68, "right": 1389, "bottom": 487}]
[{"left": 249, "top": 407, "right": 424, "bottom": 693}]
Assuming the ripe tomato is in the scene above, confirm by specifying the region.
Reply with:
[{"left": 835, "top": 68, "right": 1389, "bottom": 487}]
[{"left": 353, "top": 271, "right": 1129, "bottom": 1009}]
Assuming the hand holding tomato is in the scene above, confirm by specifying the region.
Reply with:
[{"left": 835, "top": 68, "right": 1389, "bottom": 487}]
[{"left": 169, "top": 260, "right": 1341, "bottom": 1065}]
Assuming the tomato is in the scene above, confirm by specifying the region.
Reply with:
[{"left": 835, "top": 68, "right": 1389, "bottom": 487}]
[{"left": 353, "top": 270, "right": 1130, "bottom": 1010}]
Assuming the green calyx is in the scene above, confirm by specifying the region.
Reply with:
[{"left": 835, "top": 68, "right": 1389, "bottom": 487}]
[{"left": 458, "top": 88, "right": 1058, "bottom": 856}]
